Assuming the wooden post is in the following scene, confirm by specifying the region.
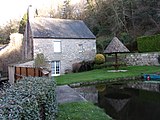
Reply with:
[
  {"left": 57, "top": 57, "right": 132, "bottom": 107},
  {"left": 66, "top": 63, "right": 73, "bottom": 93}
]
[
  {"left": 14, "top": 67, "right": 17, "bottom": 83},
  {"left": 115, "top": 53, "right": 118, "bottom": 70},
  {"left": 34, "top": 68, "right": 36, "bottom": 77},
  {"left": 20, "top": 67, "right": 22, "bottom": 76},
  {"left": 26, "top": 67, "right": 28, "bottom": 76}
]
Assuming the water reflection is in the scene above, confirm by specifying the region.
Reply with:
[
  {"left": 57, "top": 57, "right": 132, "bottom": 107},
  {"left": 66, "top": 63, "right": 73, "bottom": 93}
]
[{"left": 74, "top": 83, "right": 160, "bottom": 120}]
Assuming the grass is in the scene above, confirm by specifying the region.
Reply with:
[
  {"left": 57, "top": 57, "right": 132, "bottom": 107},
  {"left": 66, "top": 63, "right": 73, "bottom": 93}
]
[
  {"left": 55, "top": 66, "right": 160, "bottom": 120},
  {"left": 55, "top": 66, "right": 160, "bottom": 85},
  {"left": 56, "top": 102, "right": 112, "bottom": 120}
]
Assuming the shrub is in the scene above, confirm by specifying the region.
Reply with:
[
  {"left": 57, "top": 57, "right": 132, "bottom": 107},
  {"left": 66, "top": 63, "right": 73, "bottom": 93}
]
[
  {"left": 95, "top": 54, "right": 105, "bottom": 64},
  {"left": 79, "top": 61, "right": 94, "bottom": 72},
  {"left": 34, "top": 53, "right": 48, "bottom": 68},
  {"left": 93, "top": 63, "right": 108, "bottom": 69},
  {"left": 72, "top": 61, "right": 94, "bottom": 73},
  {"left": 93, "top": 62, "right": 114, "bottom": 69},
  {"left": 137, "top": 34, "right": 160, "bottom": 52},
  {"left": 158, "top": 55, "right": 160, "bottom": 64},
  {"left": 0, "top": 77, "right": 57, "bottom": 120}
]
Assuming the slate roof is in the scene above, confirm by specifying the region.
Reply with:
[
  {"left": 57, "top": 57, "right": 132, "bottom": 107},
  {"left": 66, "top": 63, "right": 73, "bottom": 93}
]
[
  {"left": 30, "top": 17, "right": 96, "bottom": 39},
  {"left": 104, "top": 37, "right": 130, "bottom": 53}
]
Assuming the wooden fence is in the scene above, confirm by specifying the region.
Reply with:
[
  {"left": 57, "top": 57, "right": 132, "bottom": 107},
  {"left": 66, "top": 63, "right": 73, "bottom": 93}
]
[{"left": 15, "top": 67, "right": 43, "bottom": 81}]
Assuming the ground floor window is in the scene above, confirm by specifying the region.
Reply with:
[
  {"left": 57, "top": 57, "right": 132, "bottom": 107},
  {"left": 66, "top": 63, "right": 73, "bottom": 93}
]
[{"left": 51, "top": 61, "right": 60, "bottom": 76}]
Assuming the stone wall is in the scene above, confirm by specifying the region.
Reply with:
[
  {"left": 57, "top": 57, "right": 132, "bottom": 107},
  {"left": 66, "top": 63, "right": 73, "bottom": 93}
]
[
  {"left": 127, "top": 82, "right": 160, "bottom": 92},
  {"left": 124, "top": 52, "right": 160, "bottom": 66},
  {"left": 74, "top": 86, "right": 98, "bottom": 103},
  {"left": 33, "top": 38, "right": 96, "bottom": 74}
]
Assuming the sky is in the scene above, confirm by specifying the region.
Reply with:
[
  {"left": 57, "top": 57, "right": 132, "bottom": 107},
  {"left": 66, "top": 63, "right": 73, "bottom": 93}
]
[
  {"left": 0, "top": 0, "right": 81, "bottom": 26},
  {"left": 0, "top": 0, "right": 28, "bottom": 26}
]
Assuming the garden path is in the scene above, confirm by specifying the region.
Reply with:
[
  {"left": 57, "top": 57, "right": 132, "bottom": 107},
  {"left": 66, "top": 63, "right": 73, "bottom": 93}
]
[{"left": 56, "top": 85, "right": 87, "bottom": 104}]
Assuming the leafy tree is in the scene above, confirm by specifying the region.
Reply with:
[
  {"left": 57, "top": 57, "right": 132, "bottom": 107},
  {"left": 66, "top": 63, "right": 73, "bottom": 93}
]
[
  {"left": 49, "top": 0, "right": 87, "bottom": 19},
  {"left": 19, "top": 13, "right": 27, "bottom": 34},
  {"left": 83, "top": 0, "right": 160, "bottom": 52}
]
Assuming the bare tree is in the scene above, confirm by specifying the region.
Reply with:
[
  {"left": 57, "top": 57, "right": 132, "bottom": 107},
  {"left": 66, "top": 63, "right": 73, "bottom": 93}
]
[{"left": 0, "top": 20, "right": 19, "bottom": 44}]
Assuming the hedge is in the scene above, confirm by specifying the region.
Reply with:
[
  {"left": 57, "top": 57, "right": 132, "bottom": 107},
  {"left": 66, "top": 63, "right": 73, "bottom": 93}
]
[
  {"left": 137, "top": 34, "right": 160, "bottom": 52},
  {"left": 0, "top": 77, "right": 57, "bottom": 120}
]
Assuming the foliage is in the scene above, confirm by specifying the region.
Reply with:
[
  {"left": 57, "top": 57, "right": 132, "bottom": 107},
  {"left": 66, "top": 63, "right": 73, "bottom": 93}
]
[
  {"left": 0, "top": 20, "right": 19, "bottom": 44},
  {"left": 55, "top": 66, "right": 160, "bottom": 85},
  {"left": 0, "top": 33, "right": 23, "bottom": 73},
  {"left": 96, "top": 36, "right": 112, "bottom": 53},
  {"left": 93, "top": 63, "right": 107, "bottom": 69},
  {"left": 158, "top": 55, "right": 160, "bottom": 64},
  {"left": 2, "top": 0, "right": 157, "bottom": 52},
  {"left": 93, "top": 62, "right": 114, "bottom": 69},
  {"left": 95, "top": 54, "right": 105, "bottom": 64},
  {"left": 137, "top": 34, "right": 160, "bottom": 52},
  {"left": 126, "top": 40, "right": 138, "bottom": 52},
  {"left": 72, "top": 61, "right": 94, "bottom": 73},
  {"left": 84, "top": 0, "right": 160, "bottom": 45},
  {"left": 50, "top": 0, "right": 86, "bottom": 19},
  {"left": 19, "top": 13, "right": 27, "bottom": 34},
  {"left": 34, "top": 53, "right": 48, "bottom": 68},
  {"left": 57, "top": 102, "right": 112, "bottom": 120},
  {"left": 0, "top": 77, "right": 57, "bottom": 120}
]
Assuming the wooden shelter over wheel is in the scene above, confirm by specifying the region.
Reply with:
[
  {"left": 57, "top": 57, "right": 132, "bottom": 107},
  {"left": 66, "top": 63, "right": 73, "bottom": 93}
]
[{"left": 104, "top": 37, "right": 130, "bottom": 70}]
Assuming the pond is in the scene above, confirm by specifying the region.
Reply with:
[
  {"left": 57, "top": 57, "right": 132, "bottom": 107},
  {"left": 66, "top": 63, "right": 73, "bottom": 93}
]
[{"left": 73, "top": 82, "right": 160, "bottom": 120}]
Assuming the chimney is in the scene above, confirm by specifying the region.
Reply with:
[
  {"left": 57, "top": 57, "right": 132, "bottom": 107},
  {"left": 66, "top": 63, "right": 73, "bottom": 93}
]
[
  {"left": 25, "top": 5, "right": 34, "bottom": 60},
  {"left": 27, "top": 5, "right": 35, "bottom": 21}
]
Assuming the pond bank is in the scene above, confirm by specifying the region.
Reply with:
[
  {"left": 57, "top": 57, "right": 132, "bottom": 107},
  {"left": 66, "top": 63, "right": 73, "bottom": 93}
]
[
  {"left": 72, "top": 82, "right": 160, "bottom": 120},
  {"left": 56, "top": 85, "right": 113, "bottom": 120},
  {"left": 56, "top": 66, "right": 160, "bottom": 86},
  {"left": 69, "top": 75, "right": 142, "bottom": 88}
]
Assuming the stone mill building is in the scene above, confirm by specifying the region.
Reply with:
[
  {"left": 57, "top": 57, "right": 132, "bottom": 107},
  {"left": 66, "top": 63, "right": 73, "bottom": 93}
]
[{"left": 23, "top": 17, "right": 96, "bottom": 76}]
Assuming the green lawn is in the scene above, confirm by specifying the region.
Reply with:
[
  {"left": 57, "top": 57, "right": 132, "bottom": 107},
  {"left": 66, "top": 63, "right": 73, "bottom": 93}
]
[
  {"left": 57, "top": 102, "right": 112, "bottom": 120},
  {"left": 55, "top": 66, "right": 160, "bottom": 85},
  {"left": 55, "top": 66, "right": 160, "bottom": 120}
]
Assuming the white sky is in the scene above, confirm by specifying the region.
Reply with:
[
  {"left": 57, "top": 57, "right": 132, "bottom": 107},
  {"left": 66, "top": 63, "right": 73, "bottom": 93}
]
[
  {"left": 0, "top": 0, "right": 81, "bottom": 26},
  {"left": 0, "top": 0, "right": 28, "bottom": 26}
]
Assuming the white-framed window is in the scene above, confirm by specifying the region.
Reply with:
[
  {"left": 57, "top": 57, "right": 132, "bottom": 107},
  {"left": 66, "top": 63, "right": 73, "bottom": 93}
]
[
  {"left": 54, "top": 41, "right": 61, "bottom": 53},
  {"left": 51, "top": 61, "right": 60, "bottom": 76}
]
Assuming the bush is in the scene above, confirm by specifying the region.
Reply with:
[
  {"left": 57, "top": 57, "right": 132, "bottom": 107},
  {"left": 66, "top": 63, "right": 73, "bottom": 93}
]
[
  {"left": 34, "top": 53, "right": 48, "bottom": 68},
  {"left": 72, "top": 61, "right": 94, "bottom": 73},
  {"left": 0, "top": 77, "right": 57, "bottom": 120},
  {"left": 158, "top": 55, "right": 160, "bottom": 64},
  {"left": 93, "top": 63, "right": 109, "bottom": 69},
  {"left": 95, "top": 54, "right": 105, "bottom": 64},
  {"left": 137, "top": 34, "right": 160, "bottom": 52}
]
